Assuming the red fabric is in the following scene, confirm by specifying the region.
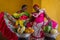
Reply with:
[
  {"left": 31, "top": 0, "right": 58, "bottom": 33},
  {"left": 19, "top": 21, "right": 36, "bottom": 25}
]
[
  {"left": 40, "top": 31, "right": 45, "bottom": 38},
  {"left": 0, "top": 12, "right": 18, "bottom": 40},
  {"left": 26, "top": 22, "right": 32, "bottom": 28},
  {"left": 19, "top": 15, "right": 28, "bottom": 20}
]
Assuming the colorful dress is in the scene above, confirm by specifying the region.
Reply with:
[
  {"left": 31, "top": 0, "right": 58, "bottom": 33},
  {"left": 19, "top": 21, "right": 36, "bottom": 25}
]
[
  {"left": 17, "top": 11, "right": 30, "bottom": 40},
  {"left": 44, "top": 20, "right": 58, "bottom": 40},
  {"left": 31, "top": 10, "right": 45, "bottom": 40},
  {"left": 0, "top": 12, "right": 18, "bottom": 40},
  {"left": 17, "top": 10, "right": 30, "bottom": 18}
]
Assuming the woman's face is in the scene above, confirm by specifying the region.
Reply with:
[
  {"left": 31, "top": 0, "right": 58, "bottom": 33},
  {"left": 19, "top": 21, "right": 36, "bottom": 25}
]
[
  {"left": 33, "top": 6, "right": 39, "bottom": 11},
  {"left": 22, "top": 6, "right": 27, "bottom": 11}
]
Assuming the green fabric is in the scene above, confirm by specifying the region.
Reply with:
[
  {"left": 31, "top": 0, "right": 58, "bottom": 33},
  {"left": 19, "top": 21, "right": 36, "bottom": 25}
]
[
  {"left": 13, "top": 13, "right": 20, "bottom": 18},
  {"left": 43, "top": 22, "right": 52, "bottom": 33},
  {"left": 19, "top": 11, "right": 30, "bottom": 17},
  {"left": 44, "top": 26, "right": 52, "bottom": 33}
]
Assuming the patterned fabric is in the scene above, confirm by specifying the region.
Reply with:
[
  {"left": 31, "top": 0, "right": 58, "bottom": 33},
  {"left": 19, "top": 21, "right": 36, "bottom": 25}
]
[
  {"left": 32, "top": 10, "right": 45, "bottom": 40},
  {"left": 32, "top": 10, "right": 45, "bottom": 23},
  {"left": 44, "top": 20, "right": 58, "bottom": 38},
  {"left": 4, "top": 13, "right": 15, "bottom": 32},
  {"left": 0, "top": 12, "right": 18, "bottom": 40},
  {"left": 44, "top": 20, "right": 58, "bottom": 29}
]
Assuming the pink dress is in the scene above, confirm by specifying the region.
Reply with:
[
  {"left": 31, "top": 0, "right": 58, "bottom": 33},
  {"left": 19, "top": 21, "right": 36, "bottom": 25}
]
[
  {"left": 32, "top": 10, "right": 45, "bottom": 40},
  {"left": 44, "top": 20, "right": 58, "bottom": 29}
]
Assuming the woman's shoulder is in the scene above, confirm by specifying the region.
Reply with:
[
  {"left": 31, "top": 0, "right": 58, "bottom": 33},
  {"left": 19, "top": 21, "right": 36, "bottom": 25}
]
[{"left": 40, "top": 9, "right": 45, "bottom": 12}]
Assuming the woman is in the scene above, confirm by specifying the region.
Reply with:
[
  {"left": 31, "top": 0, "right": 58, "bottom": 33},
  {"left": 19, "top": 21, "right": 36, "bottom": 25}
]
[
  {"left": 31, "top": 4, "right": 50, "bottom": 40},
  {"left": 16, "top": 5, "right": 30, "bottom": 40},
  {"left": 17, "top": 4, "right": 30, "bottom": 18}
]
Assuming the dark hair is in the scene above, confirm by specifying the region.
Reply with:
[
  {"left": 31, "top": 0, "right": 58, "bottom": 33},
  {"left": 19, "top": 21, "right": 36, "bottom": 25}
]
[
  {"left": 21, "top": 5, "right": 27, "bottom": 9},
  {"left": 33, "top": 4, "right": 39, "bottom": 8}
]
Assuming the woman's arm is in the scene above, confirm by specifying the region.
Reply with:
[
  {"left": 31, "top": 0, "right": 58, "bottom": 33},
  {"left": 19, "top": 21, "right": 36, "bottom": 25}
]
[
  {"left": 43, "top": 10, "right": 51, "bottom": 20},
  {"left": 44, "top": 13, "right": 50, "bottom": 20}
]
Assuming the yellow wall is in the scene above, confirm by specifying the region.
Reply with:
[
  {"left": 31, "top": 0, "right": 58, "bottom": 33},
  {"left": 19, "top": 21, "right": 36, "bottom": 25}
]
[
  {"left": 41, "top": 0, "right": 60, "bottom": 40},
  {"left": 0, "top": 0, "right": 33, "bottom": 14}
]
